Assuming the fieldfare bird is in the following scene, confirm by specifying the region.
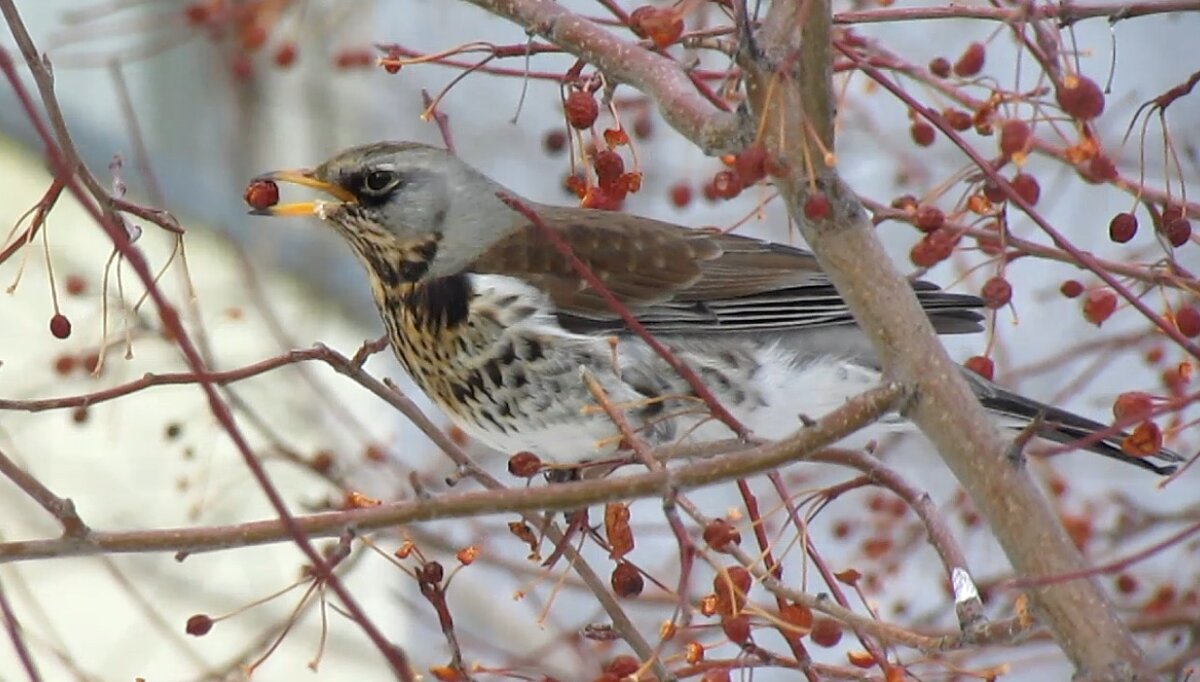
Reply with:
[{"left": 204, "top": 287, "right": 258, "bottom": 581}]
[{"left": 249, "top": 141, "right": 1181, "bottom": 475}]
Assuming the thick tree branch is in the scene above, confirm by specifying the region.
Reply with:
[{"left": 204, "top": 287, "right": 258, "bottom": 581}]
[
  {"left": 0, "top": 382, "right": 903, "bottom": 564},
  {"left": 734, "top": 2, "right": 1157, "bottom": 680}
]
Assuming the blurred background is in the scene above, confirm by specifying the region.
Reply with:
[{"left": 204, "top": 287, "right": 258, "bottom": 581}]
[{"left": 1, "top": 1, "right": 1198, "bottom": 680}]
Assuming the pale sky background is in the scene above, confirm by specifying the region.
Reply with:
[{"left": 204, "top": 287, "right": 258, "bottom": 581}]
[{"left": 1, "top": 1, "right": 1198, "bottom": 680}]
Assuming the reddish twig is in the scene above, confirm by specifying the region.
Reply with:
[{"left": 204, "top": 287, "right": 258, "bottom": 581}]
[{"left": 0, "top": 16, "right": 412, "bottom": 679}]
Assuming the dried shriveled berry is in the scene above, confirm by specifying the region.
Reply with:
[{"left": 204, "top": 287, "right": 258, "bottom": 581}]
[
  {"left": 964, "top": 355, "right": 994, "bottom": 381},
  {"left": 611, "top": 561, "right": 644, "bottom": 598},
  {"left": 630, "top": 6, "right": 684, "bottom": 48},
  {"left": 185, "top": 614, "right": 213, "bottom": 636},
  {"left": 1176, "top": 305, "right": 1200, "bottom": 337},
  {"left": 702, "top": 519, "right": 742, "bottom": 552},
  {"left": 1010, "top": 173, "right": 1040, "bottom": 206},
  {"left": 910, "top": 121, "right": 935, "bottom": 147},
  {"left": 565, "top": 91, "right": 599, "bottom": 130},
  {"left": 981, "top": 276, "right": 1012, "bottom": 309},
  {"left": 50, "top": 313, "right": 72, "bottom": 339},
  {"left": 1113, "top": 391, "right": 1154, "bottom": 422},
  {"left": 700, "top": 670, "right": 731, "bottom": 682},
  {"left": 669, "top": 182, "right": 692, "bottom": 208},
  {"left": 928, "top": 57, "right": 951, "bottom": 78},
  {"left": 810, "top": 618, "right": 843, "bottom": 647},
  {"left": 1060, "top": 280, "right": 1084, "bottom": 298},
  {"left": 1057, "top": 75, "right": 1105, "bottom": 121},
  {"left": 804, "top": 192, "right": 831, "bottom": 220},
  {"left": 508, "top": 449, "right": 542, "bottom": 477},
  {"left": 1109, "top": 212, "right": 1137, "bottom": 243},
  {"left": 244, "top": 179, "right": 280, "bottom": 210},
  {"left": 914, "top": 205, "right": 945, "bottom": 233},
  {"left": 1083, "top": 289, "right": 1117, "bottom": 326},
  {"left": 953, "top": 42, "right": 985, "bottom": 77},
  {"left": 999, "top": 119, "right": 1031, "bottom": 158},
  {"left": 1122, "top": 421, "right": 1162, "bottom": 458},
  {"left": 713, "top": 567, "right": 751, "bottom": 617}
]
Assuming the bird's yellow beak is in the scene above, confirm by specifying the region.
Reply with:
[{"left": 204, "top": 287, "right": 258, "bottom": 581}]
[{"left": 247, "top": 169, "right": 358, "bottom": 217}]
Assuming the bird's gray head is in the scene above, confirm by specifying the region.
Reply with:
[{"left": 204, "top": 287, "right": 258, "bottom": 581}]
[{"left": 250, "top": 141, "right": 513, "bottom": 283}]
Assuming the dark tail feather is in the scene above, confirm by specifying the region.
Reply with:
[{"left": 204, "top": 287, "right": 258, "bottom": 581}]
[{"left": 966, "top": 373, "right": 1183, "bottom": 475}]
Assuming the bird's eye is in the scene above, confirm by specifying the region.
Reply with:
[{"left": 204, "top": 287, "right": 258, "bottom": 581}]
[{"left": 362, "top": 169, "right": 399, "bottom": 194}]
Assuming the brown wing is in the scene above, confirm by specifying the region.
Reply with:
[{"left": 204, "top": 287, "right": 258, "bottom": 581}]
[{"left": 469, "top": 205, "right": 983, "bottom": 335}]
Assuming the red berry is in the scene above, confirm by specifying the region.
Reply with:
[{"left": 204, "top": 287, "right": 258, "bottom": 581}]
[
  {"left": 381, "top": 47, "right": 402, "bottom": 74},
  {"left": 914, "top": 205, "right": 945, "bottom": 233},
  {"left": 734, "top": 144, "right": 767, "bottom": 184},
  {"left": 65, "top": 275, "right": 86, "bottom": 296},
  {"left": 982, "top": 180, "right": 1007, "bottom": 204},
  {"left": 632, "top": 113, "right": 653, "bottom": 139},
  {"left": 1010, "top": 173, "right": 1040, "bottom": 206},
  {"left": 1056, "top": 75, "right": 1105, "bottom": 121},
  {"left": 604, "top": 655, "right": 640, "bottom": 677},
  {"left": 183, "top": 2, "right": 209, "bottom": 24},
  {"left": 1060, "top": 280, "right": 1084, "bottom": 298},
  {"left": 53, "top": 354, "right": 77, "bottom": 375},
  {"left": 1109, "top": 212, "right": 1137, "bottom": 243},
  {"left": 928, "top": 57, "right": 951, "bottom": 78},
  {"left": 1176, "top": 305, "right": 1200, "bottom": 337},
  {"left": 953, "top": 42, "right": 985, "bottom": 77},
  {"left": 185, "top": 614, "right": 213, "bottom": 636},
  {"left": 1164, "top": 218, "right": 1192, "bottom": 248},
  {"left": 507, "top": 452, "right": 542, "bottom": 478},
  {"left": 1083, "top": 289, "right": 1117, "bottom": 326},
  {"left": 943, "top": 108, "right": 972, "bottom": 131},
  {"left": 810, "top": 618, "right": 843, "bottom": 647},
  {"left": 50, "top": 313, "right": 71, "bottom": 339},
  {"left": 243, "top": 179, "right": 279, "bottom": 210},
  {"left": 804, "top": 192, "right": 830, "bottom": 220},
  {"left": 980, "top": 276, "right": 1012, "bottom": 309},
  {"left": 721, "top": 615, "right": 751, "bottom": 645},
  {"left": 1084, "top": 155, "right": 1118, "bottom": 183},
  {"left": 274, "top": 42, "right": 297, "bottom": 68},
  {"left": 998, "top": 120, "right": 1031, "bottom": 158},
  {"left": 712, "top": 170, "right": 741, "bottom": 200},
  {"left": 564, "top": 90, "right": 599, "bottom": 130},
  {"left": 910, "top": 121, "right": 935, "bottom": 147},
  {"left": 964, "top": 355, "right": 995, "bottom": 381},
  {"left": 669, "top": 182, "right": 692, "bottom": 208},
  {"left": 543, "top": 129, "right": 567, "bottom": 155},
  {"left": 230, "top": 54, "right": 253, "bottom": 81},
  {"left": 593, "top": 150, "right": 625, "bottom": 187},
  {"left": 611, "top": 561, "right": 644, "bottom": 598}
]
